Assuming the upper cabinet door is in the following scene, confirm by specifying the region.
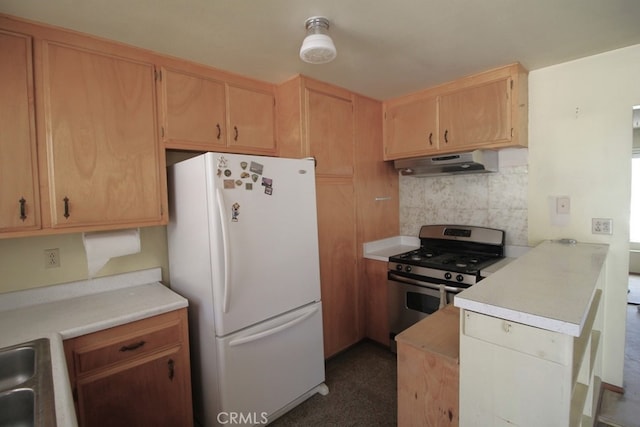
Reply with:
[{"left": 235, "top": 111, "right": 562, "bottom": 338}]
[
  {"left": 227, "top": 84, "right": 276, "bottom": 153},
  {"left": 42, "top": 42, "right": 164, "bottom": 228},
  {"left": 0, "top": 30, "right": 40, "bottom": 232},
  {"left": 306, "top": 89, "right": 354, "bottom": 176},
  {"left": 384, "top": 95, "right": 439, "bottom": 160},
  {"left": 159, "top": 67, "right": 226, "bottom": 150},
  {"left": 439, "top": 78, "right": 512, "bottom": 150}
]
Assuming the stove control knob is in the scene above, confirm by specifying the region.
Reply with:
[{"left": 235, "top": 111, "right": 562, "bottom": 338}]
[
  {"left": 456, "top": 274, "right": 464, "bottom": 282},
  {"left": 396, "top": 264, "right": 403, "bottom": 271},
  {"left": 406, "top": 266, "right": 412, "bottom": 273},
  {"left": 444, "top": 272, "right": 452, "bottom": 280}
]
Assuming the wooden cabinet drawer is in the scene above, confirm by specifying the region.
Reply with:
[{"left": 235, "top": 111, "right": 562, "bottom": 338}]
[
  {"left": 462, "top": 310, "right": 570, "bottom": 365},
  {"left": 66, "top": 310, "right": 185, "bottom": 375}
]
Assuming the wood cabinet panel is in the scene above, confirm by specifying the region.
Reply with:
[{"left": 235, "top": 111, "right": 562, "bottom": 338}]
[
  {"left": 227, "top": 84, "right": 276, "bottom": 153},
  {"left": 384, "top": 95, "right": 439, "bottom": 159},
  {"left": 398, "top": 341, "right": 459, "bottom": 427},
  {"left": 160, "top": 67, "right": 226, "bottom": 149},
  {"left": 363, "top": 259, "right": 389, "bottom": 346},
  {"left": 77, "top": 347, "right": 188, "bottom": 427},
  {"left": 397, "top": 305, "right": 460, "bottom": 427},
  {"left": 0, "top": 30, "right": 40, "bottom": 232},
  {"left": 42, "top": 41, "right": 164, "bottom": 228},
  {"left": 439, "top": 78, "right": 511, "bottom": 150},
  {"left": 64, "top": 309, "right": 193, "bottom": 427},
  {"left": 306, "top": 89, "right": 354, "bottom": 176},
  {"left": 74, "top": 322, "right": 182, "bottom": 374},
  {"left": 316, "top": 179, "right": 358, "bottom": 357}
]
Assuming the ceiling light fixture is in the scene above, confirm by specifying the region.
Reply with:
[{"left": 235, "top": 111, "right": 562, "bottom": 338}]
[{"left": 299, "top": 16, "right": 337, "bottom": 64}]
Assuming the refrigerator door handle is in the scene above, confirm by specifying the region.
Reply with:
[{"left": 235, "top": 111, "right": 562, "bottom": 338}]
[
  {"left": 229, "top": 304, "right": 319, "bottom": 347},
  {"left": 216, "top": 188, "right": 231, "bottom": 313}
]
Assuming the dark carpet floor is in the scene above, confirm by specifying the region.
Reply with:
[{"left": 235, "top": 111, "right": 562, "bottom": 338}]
[{"left": 270, "top": 340, "right": 397, "bottom": 427}]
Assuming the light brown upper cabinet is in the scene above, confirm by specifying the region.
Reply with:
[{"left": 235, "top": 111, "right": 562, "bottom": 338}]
[
  {"left": 0, "top": 29, "right": 40, "bottom": 233},
  {"left": 384, "top": 95, "right": 439, "bottom": 159},
  {"left": 159, "top": 67, "right": 226, "bottom": 150},
  {"left": 226, "top": 84, "right": 276, "bottom": 154},
  {"left": 383, "top": 63, "right": 528, "bottom": 160},
  {"left": 159, "top": 66, "right": 276, "bottom": 155},
  {"left": 439, "top": 77, "right": 511, "bottom": 150},
  {"left": 41, "top": 41, "right": 166, "bottom": 229}
]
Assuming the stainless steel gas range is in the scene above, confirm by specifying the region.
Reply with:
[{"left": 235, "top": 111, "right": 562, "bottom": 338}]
[{"left": 388, "top": 224, "right": 505, "bottom": 351}]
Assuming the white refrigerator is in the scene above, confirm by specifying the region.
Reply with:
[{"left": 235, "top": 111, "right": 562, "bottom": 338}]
[{"left": 167, "top": 152, "right": 327, "bottom": 426}]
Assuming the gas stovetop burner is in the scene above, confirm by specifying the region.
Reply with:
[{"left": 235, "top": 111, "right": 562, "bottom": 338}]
[
  {"left": 394, "top": 251, "right": 499, "bottom": 273},
  {"left": 388, "top": 225, "right": 506, "bottom": 281}
]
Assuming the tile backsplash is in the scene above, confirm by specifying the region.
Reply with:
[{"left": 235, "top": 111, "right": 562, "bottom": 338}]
[{"left": 399, "top": 148, "right": 528, "bottom": 246}]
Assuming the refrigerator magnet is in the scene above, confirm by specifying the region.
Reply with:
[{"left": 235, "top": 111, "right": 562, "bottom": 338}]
[
  {"left": 245, "top": 183, "right": 253, "bottom": 190},
  {"left": 251, "top": 174, "right": 259, "bottom": 182},
  {"left": 223, "top": 180, "right": 235, "bottom": 189},
  {"left": 262, "top": 177, "right": 273, "bottom": 195},
  {"left": 250, "top": 161, "right": 264, "bottom": 175},
  {"left": 240, "top": 161, "right": 248, "bottom": 170},
  {"left": 217, "top": 156, "right": 228, "bottom": 170},
  {"left": 231, "top": 203, "right": 240, "bottom": 222}
]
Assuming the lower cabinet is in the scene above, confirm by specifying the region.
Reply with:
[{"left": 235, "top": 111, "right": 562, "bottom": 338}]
[
  {"left": 396, "top": 305, "right": 460, "bottom": 427},
  {"left": 363, "top": 259, "right": 389, "bottom": 346},
  {"left": 63, "top": 308, "right": 193, "bottom": 427}
]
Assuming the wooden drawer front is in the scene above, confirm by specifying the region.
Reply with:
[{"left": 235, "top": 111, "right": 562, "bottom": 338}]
[
  {"left": 462, "top": 310, "right": 570, "bottom": 365},
  {"left": 74, "top": 321, "right": 181, "bottom": 374}
]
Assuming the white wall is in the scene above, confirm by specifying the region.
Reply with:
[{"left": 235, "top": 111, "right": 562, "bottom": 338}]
[
  {"left": 528, "top": 43, "right": 640, "bottom": 387},
  {"left": 0, "top": 226, "right": 169, "bottom": 293}
]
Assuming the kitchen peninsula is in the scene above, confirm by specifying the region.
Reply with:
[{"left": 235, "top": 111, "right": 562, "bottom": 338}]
[{"left": 454, "top": 240, "right": 608, "bottom": 426}]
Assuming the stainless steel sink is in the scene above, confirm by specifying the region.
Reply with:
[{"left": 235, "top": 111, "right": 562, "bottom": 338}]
[
  {"left": 0, "top": 346, "right": 35, "bottom": 390},
  {"left": 0, "top": 388, "right": 35, "bottom": 426},
  {"left": 0, "top": 338, "right": 56, "bottom": 427}
]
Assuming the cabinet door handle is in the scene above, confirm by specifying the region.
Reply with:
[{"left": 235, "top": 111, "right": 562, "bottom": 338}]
[
  {"left": 444, "top": 129, "right": 449, "bottom": 143},
  {"left": 428, "top": 132, "right": 433, "bottom": 146},
  {"left": 63, "top": 197, "right": 70, "bottom": 219},
  {"left": 119, "top": 340, "right": 146, "bottom": 352},
  {"left": 19, "top": 198, "right": 26, "bottom": 221},
  {"left": 233, "top": 126, "right": 238, "bottom": 141},
  {"left": 167, "top": 358, "right": 175, "bottom": 381},
  {"left": 216, "top": 123, "right": 221, "bottom": 140}
]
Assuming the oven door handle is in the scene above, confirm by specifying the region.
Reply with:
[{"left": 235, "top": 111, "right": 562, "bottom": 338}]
[
  {"left": 388, "top": 272, "right": 466, "bottom": 293},
  {"left": 389, "top": 272, "right": 440, "bottom": 290}
]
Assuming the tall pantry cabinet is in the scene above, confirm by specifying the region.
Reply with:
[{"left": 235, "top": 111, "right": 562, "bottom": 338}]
[{"left": 277, "top": 76, "right": 398, "bottom": 358}]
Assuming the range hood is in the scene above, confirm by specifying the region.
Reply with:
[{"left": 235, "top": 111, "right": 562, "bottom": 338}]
[{"left": 394, "top": 150, "right": 498, "bottom": 177}]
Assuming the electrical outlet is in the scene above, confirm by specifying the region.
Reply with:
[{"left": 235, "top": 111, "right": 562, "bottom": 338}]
[
  {"left": 44, "top": 248, "right": 60, "bottom": 268},
  {"left": 592, "top": 218, "right": 613, "bottom": 235}
]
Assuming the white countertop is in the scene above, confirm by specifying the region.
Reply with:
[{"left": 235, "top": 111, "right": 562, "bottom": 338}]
[
  {"left": 0, "top": 268, "right": 188, "bottom": 427},
  {"left": 363, "top": 236, "right": 420, "bottom": 261},
  {"left": 454, "top": 240, "right": 608, "bottom": 337}
]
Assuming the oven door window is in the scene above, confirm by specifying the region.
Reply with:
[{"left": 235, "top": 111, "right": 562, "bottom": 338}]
[{"left": 406, "top": 291, "right": 440, "bottom": 315}]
